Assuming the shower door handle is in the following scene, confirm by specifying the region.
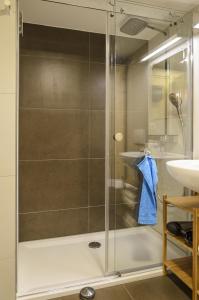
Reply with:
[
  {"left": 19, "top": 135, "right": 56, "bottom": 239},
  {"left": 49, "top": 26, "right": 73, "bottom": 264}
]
[{"left": 113, "top": 132, "right": 123, "bottom": 142}]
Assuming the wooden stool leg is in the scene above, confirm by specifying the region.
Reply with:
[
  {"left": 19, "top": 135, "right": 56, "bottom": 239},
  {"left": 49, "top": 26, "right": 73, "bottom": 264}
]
[
  {"left": 193, "top": 209, "right": 198, "bottom": 300},
  {"left": 163, "top": 195, "right": 168, "bottom": 275}
]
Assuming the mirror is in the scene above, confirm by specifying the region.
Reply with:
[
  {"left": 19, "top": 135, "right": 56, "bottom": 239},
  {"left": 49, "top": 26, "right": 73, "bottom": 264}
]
[{"left": 148, "top": 42, "right": 190, "bottom": 137}]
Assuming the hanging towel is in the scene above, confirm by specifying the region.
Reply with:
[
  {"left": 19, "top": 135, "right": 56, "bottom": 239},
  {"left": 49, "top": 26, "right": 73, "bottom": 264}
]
[{"left": 135, "top": 155, "right": 158, "bottom": 225}]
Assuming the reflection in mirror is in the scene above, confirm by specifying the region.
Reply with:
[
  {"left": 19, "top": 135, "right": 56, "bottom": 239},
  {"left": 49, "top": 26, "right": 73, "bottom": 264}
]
[
  {"left": 113, "top": 8, "right": 193, "bottom": 275},
  {"left": 149, "top": 43, "right": 191, "bottom": 154}
]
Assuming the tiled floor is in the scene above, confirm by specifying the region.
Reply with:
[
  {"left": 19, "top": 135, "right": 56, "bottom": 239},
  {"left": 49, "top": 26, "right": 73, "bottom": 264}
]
[{"left": 53, "top": 276, "right": 191, "bottom": 300}]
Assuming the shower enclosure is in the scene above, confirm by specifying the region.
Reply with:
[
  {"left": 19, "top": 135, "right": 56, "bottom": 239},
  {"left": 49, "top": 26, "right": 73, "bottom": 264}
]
[{"left": 17, "top": 0, "right": 193, "bottom": 298}]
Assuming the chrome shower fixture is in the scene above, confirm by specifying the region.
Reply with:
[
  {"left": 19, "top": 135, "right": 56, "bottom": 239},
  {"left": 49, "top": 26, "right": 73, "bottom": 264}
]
[
  {"left": 80, "top": 287, "right": 96, "bottom": 300},
  {"left": 120, "top": 17, "right": 167, "bottom": 36},
  {"left": 169, "top": 93, "right": 183, "bottom": 128}
]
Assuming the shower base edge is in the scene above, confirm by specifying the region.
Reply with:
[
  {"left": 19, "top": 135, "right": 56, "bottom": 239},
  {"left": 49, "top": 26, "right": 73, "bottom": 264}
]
[{"left": 17, "top": 267, "right": 163, "bottom": 300}]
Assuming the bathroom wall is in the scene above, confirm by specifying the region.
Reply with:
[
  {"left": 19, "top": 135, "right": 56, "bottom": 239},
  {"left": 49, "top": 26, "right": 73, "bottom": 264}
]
[
  {"left": 114, "top": 64, "right": 135, "bottom": 229},
  {"left": 117, "top": 50, "right": 149, "bottom": 228},
  {"left": 109, "top": 37, "right": 150, "bottom": 229},
  {"left": 147, "top": 13, "right": 193, "bottom": 203},
  {"left": 20, "top": 21, "right": 192, "bottom": 241},
  {"left": 148, "top": 11, "right": 193, "bottom": 157},
  {"left": 19, "top": 23, "right": 106, "bottom": 241},
  {"left": 124, "top": 31, "right": 190, "bottom": 233},
  {"left": 0, "top": 0, "right": 17, "bottom": 299},
  {"left": 19, "top": 24, "right": 129, "bottom": 241},
  {"left": 126, "top": 62, "right": 148, "bottom": 152}
]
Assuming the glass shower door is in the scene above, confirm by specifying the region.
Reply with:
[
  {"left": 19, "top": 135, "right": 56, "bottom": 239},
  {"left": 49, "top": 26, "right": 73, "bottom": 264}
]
[
  {"left": 109, "top": 8, "right": 193, "bottom": 275},
  {"left": 18, "top": 1, "right": 113, "bottom": 295}
]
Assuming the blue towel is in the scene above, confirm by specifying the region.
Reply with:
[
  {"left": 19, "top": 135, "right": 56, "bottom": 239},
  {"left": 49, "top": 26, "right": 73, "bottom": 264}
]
[{"left": 136, "top": 155, "right": 158, "bottom": 225}]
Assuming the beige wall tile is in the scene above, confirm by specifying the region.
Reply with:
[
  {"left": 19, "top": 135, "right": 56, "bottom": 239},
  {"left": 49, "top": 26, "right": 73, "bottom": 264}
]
[
  {"left": 0, "top": 94, "right": 16, "bottom": 176},
  {"left": 127, "top": 110, "right": 147, "bottom": 151},
  {"left": 0, "top": 258, "right": 16, "bottom": 300},
  {"left": 0, "top": 3, "right": 16, "bottom": 93},
  {"left": 0, "top": 176, "right": 16, "bottom": 261},
  {"left": 127, "top": 63, "right": 148, "bottom": 112},
  {"left": 0, "top": 1, "right": 17, "bottom": 299}
]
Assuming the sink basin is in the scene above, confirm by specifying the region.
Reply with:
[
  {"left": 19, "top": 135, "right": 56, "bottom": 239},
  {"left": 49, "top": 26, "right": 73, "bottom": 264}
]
[
  {"left": 167, "top": 160, "right": 199, "bottom": 192},
  {"left": 120, "top": 152, "right": 185, "bottom": 166}
]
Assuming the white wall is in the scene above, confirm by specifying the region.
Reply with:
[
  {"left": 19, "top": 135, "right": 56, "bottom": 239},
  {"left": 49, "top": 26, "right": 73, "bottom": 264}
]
[
  {"left": 126, "top": 62, "right": 148, "bottom": 151},
  {"left": 0, "top": 0, "right": 17, "bottom": 299},
  {"left": 193, "top": 9, "right": 199, "bottom": 159}
]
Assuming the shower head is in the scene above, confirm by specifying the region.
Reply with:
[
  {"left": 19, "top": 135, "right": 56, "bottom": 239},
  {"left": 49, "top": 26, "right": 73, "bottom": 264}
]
[
  {"left": 169, "top": 93, "right": 180, "bottom": 110},
  {"left": 120, "top": 18, "right": 147, "bottom": 35},
  {"left": 169, "top": 93, "right": 183, "bottom": 128},
  {"left": 120, "top": 17, "right": 167, "bottom": 36}
]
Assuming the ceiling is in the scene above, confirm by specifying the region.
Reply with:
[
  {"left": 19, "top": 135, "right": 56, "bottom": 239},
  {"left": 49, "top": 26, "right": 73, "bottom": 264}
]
[
  {"left": 125, "top": 0, "right": 199, "bottom": 12},
  {"left": 116, "top": 37, "right": 147, "bottom": 62},
  {"left": 19, "top": 0, "right": 174, "bottom": 40},
  {"left": 19, "top": 0, "right": 198, "bottom": 63}
]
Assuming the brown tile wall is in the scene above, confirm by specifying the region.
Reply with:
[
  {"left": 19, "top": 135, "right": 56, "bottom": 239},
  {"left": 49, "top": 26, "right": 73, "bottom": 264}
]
[
  {"left": 19, "top": 24, "right": 106, "bottom": 241},
  {"left": 19, "top": 24, "right": 129, "bottom": 242}
]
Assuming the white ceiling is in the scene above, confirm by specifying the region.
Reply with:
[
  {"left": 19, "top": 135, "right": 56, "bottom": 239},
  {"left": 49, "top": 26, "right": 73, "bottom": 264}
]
[
  {"left": 20, "top": 0, "right": 108, "bottom": 34},
  {"left": 19, "top": 0, "right": 199, "bottom": 45},
  {"left": 127, "top": 0, "right": 199, "bottom": 12},
  {"left": 19, "top": 0, "right": 198, "bottom": 62},
  {"left": 19, "top": 0, "right": 176, "bottom": 40}
]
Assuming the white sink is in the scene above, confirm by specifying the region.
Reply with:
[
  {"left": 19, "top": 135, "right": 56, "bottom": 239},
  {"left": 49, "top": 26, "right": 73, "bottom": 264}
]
[
  {"left": 167, "top": 160, "right": 199, "bottom": 192},
  {"left": 120, "top": 152, "right": 185, "bottom": 166}
]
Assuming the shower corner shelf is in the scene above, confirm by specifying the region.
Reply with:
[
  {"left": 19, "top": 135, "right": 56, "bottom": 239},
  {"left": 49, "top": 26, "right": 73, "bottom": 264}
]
[{"left": 163, "top": 194, "right": 199, "bottom": 300}]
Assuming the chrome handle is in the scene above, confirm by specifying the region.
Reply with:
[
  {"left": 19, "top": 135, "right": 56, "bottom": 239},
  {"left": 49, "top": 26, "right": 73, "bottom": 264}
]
[{"left": 113, "top": 132, "right": 123, "bottom": 142}]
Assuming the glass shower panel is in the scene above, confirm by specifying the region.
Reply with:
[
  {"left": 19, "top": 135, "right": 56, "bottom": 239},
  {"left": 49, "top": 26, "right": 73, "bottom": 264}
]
[
  {"left": 151, "top": 43, "right": 193, "bottom": 235},
  {"left": 167, "top": 47, "right": 192, "bottom": 155},
  {"left": 110, "top": 9, "right": 193, "bottom": 274},
  {"left": 18, "top": 1, "right": 111, "bottom": 295}
]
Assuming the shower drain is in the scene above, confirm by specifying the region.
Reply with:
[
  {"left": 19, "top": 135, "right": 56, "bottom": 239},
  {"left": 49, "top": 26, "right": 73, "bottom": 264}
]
[
  {"left": 79, "top": 287, "right": 95, "bottom": 299},
  {"left": 88, "top": 241, "right": 101, "bottom": 249}
]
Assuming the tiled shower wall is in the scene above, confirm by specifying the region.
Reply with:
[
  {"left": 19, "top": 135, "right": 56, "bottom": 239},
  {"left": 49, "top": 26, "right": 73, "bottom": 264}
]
[
  {"left": 19, "top": 24, "right": 106, "bottom": 241},
  {"left": 0, "top": 1, "right": 17, "bottom": 299}
]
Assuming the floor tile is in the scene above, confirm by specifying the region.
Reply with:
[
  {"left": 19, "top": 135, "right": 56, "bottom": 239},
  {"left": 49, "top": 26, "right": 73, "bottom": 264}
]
[
  {"left": 50, "top": 276, "right": 192, "bottom": 300},
  {"left": 125, "top": 276, "right": 191, "bottom": 300},
  {"left": 53, "top": 285, "right": 133, "bottom": 300}
]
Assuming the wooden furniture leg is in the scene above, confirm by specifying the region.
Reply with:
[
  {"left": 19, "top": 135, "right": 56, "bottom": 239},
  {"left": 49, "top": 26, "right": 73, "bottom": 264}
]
[
  {"left": 193, "top": 208, "right": 198, "bottom": 300},
  {"left": 163, "top": 194, "right": 168, "bottom": 275}
]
